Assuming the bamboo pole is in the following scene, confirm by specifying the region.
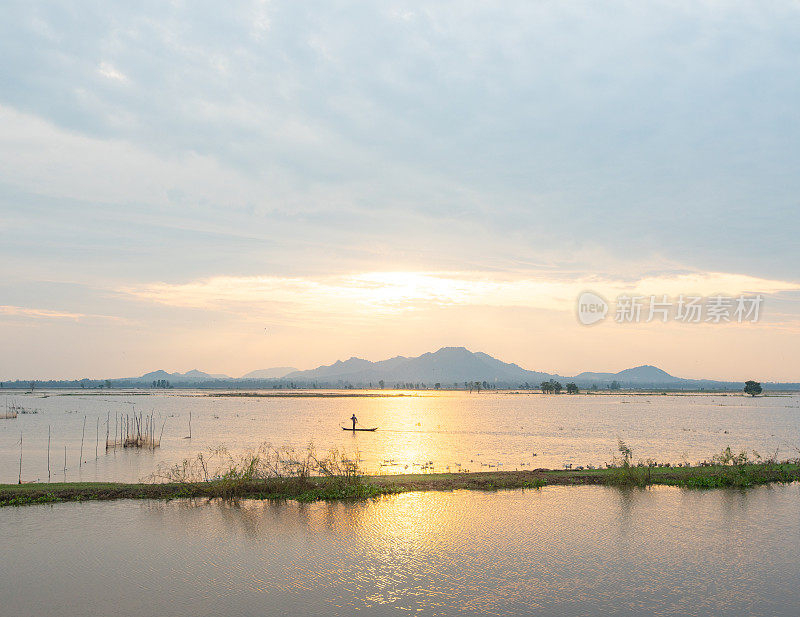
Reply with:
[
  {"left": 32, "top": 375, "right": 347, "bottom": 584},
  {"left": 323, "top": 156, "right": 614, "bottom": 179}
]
[{"left": 79, "top": 415, "right": 86, "bottom": 468}]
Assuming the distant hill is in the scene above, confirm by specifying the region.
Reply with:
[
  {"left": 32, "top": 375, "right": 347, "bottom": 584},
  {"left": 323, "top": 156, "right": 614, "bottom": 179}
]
[
  {"left": 241, "top": 367, "right": 298, "bottom": 379},
  {"left": 575, "top": 364, "right": 676, "bottom": 384},
  {"left": 285, "top": 346, "right": 554, "bottom": 385},
  {"left": 5, "top": 348, "right": 798, "bottom": 390},
  {"left": 139, "top": 369, "right": 230, "bottom": 383}
]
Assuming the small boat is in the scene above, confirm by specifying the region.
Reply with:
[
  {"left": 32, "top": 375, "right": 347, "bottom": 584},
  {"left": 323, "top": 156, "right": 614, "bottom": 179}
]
[{"left": 341, "top": 426, "right": 378, "bottom": 432}]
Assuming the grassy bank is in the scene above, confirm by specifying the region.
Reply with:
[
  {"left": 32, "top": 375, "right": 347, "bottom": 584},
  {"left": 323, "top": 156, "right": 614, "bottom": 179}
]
[{"left": 2, "top": 462, "right": 799, "bottom": 507}]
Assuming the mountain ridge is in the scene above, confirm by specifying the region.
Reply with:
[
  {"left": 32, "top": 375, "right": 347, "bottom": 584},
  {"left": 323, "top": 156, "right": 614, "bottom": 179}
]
[
  {"left": 282, "top": 347, "right": 668, "bottom": 386},
  {"left": 26, "top": 347, "right": 791, "bottom": 389}
]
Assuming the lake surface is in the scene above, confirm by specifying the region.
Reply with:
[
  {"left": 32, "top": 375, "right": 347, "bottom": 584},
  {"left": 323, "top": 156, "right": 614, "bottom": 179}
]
[
  {"left": 1, "top": 390, "right": 799, "bottom": 483},
  {"left": 2, "top": 484, "right": 799, "bottom": 616}
]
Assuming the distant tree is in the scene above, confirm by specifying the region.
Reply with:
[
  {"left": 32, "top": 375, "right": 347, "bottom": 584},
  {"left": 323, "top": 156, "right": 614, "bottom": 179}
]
[
  {"left": 609, "top": 380, "right": 621, "bottom": 391},
  {"left": 591, "top": 384, "right": 598, "bottom": 391},
  {"left": 566, "top": 382, "right": 579, "bottom": 394},
  {"left": 434, "top": 382, "right": 441, "bottom": 390},
  {"left": 743, "top": 380, "right": 762, "bottom": 397},
  {"left": 378, "top": 380, "right": 385, "bottom": 389},
  {"left": 540, "top": 379, "right": 562, "bottom": 394}
]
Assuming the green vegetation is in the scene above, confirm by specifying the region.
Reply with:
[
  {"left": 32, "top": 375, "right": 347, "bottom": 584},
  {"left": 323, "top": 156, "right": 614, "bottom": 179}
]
[
  {"left": 540, "top": 379, "right": 563, "bottom": 394},
  {"left": 744, "top": 380, "right": 763, "bottom": 396},
  {"left": 3, "top": 462, "right": 798, "bottom": 507},
  {"left": 600, "top": 442, "right": 799, "bottom": 489},
  {"left": 2, "top": 443, "right": 798, "bottom": 507}
]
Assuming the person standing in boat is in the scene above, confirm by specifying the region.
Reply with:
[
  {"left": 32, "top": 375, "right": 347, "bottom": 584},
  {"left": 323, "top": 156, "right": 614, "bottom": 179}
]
[{"left": 351, "top": 413, "right": 358, "bottom": 431}]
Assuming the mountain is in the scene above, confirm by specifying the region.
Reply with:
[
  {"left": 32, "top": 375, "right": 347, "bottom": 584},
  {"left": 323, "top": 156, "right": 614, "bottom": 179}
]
[
  {"left": 284, "top": 346, "right": 554, "bottom": 385},
  {"left": 615, "top": 365, "right": 675, "bottom": 382},
  {"left": 241, "top": 367, "right": 298, "bottom": 379},
  {"left": 139, "top": 369, "right": 230, "bottom": 382},
  {"left": 5, "top": 349, "right": 799, "bottom": 390},
  {"left": 282, "top": 349, "right": 746, "bottom": 389},
  {"left": 575, "top": 365, "right": 676, "bottom": 385}
]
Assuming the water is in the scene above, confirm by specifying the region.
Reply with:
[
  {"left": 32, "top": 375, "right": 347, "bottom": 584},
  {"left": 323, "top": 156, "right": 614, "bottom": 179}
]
[
  {"left": 1, "top": 484, "right": 799, "bottom": 616},
  {"left": 1, "top": 390, "right": 798, "bottom": 483}
]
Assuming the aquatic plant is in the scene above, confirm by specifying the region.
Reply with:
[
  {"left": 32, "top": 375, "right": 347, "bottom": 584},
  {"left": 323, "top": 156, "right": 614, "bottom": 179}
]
[
  {"left": 148, "top": 442, "right": 366, "bottom": 500},
  {"left": 605, "top": 440, "right": 650, "bottom": 487},
  {"left": 106, "top": 411, "right": 163, "bottom": 450}
]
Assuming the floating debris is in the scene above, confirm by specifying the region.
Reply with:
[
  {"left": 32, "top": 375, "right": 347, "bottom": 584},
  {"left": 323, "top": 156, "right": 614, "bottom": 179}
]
[{"left": 2, "top": 399, "right": 37, "bottom": 418}]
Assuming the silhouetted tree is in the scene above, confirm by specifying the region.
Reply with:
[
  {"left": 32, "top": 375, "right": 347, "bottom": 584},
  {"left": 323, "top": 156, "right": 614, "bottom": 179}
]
[
  {"left": 541, "top": 379, "right": 562, "bottom": 394},
  {"left": 566, "top": 382, "right": 579, "bottom": 394},
  {"left": 743, "top": 380, "right": 762, "bottom": 396}
]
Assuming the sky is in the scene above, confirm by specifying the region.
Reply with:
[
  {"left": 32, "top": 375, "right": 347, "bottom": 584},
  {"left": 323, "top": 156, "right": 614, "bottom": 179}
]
[{"left": 1, "top": 0, "right": 799, "bottom": 381}]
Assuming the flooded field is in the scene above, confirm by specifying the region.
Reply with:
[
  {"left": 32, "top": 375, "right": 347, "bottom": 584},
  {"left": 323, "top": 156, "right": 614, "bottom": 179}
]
[
  {"left": 2, "top": 484, "right": 799, "bottom": 616},
  {"left": 1, "top": 390, "right": 798, "bottom": 483}
]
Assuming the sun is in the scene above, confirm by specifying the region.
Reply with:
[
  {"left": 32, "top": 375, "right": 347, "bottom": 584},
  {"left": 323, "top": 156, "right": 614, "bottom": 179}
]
[{"left": 342, "top": 271, "right": 475, "bottom": 312}]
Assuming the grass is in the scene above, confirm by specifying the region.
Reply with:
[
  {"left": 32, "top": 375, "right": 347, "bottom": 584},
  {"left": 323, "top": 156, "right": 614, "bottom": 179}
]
[
  {"left": 3, "top": 443, "right": 799, "bottom": 507},
  {"left": 0, "top": 478, "right": 400, "bottom": 506},
  {"left": 3, "top": 462, "right": 799, "bottom": 507}
]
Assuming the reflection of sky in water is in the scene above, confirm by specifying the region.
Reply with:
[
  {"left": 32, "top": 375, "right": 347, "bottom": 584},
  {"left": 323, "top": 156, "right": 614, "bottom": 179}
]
[
  {"left": 1, "top": 391, "right": 799, "bottom": 483},
  {"left": 2, "top": 485, "right": 800, "bottom": 616}
]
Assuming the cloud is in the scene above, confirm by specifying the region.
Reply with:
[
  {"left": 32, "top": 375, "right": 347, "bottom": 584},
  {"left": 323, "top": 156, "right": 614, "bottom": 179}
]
[
  {"left": 2, "top": 1, "right": 800, "bottom": 283},
  {"left": 0, "top": 305, "right": 133, "bottom": 324},
  {"left": 118, "top": 270, "right": 800, "bottom": 321},
  {"left": 97, "top": 61, "right": 129, "bottom": 83},
  {"left": 0, "top": 305, "right": 85, "bottom": 321},
  {"left": 2, "top": 1, "right": 800, "bottom": 378}
]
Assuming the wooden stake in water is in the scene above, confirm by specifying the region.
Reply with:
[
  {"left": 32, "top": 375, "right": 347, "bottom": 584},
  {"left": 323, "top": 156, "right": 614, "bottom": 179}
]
[
  {"left": 64, "top": 445, "right": 67, "bottom": 472},
  {"left": 106, "top": 412, "right": 110, "bottom": 450},
  {"left": 95, "top": 416, "right": 99, "bottom": 460},
  {"left": 18, "top": 433, "right": 23, "bottom": 484},
  {"left": 188, "top": 411, "right": 192, "bottom": 439},
  {"left": 47, "top": 425, "right": 51, "bottom": 482},
  {"left": 79, "top": 415, "right": 86, "bottom": 468}
]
